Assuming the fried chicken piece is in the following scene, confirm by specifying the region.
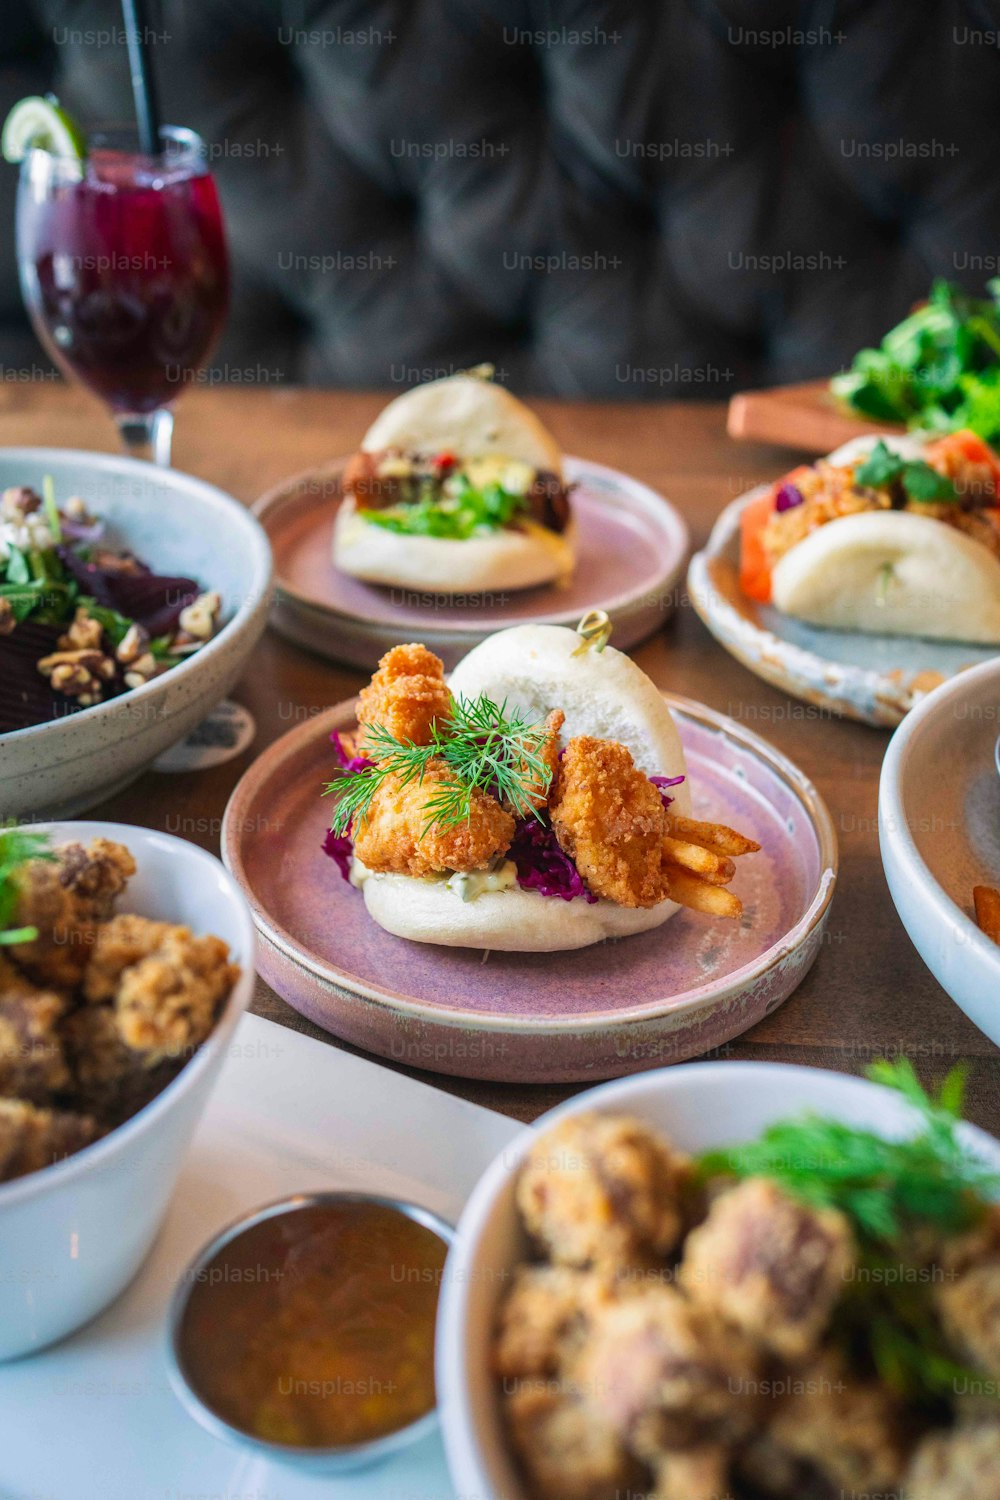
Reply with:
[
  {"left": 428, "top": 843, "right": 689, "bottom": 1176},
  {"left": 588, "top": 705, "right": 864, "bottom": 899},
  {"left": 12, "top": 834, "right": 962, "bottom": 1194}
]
[
  {"left": 494, "top": 1265, "right": 615, "bottom": 1379},
  {"left": 575, "top": 1283, "right": 761, "bottom": 1457},
  {"left": 905, "top": 1421, "right": 1000, "bottom": 1499},
  {"left": 935, "top": 1242, "right": 1000, "bottom": 1378},
  {"left": 0, "top": 1097, "right": 100, "bottom": 1183},
  {"left": 63, "top": 1005, "right": 186, "bottom": 1124},
  {"left": 505, "top": 708, "right": 565, "bottom": 815},
  {"left": 679, "top": 1177, "right": 855, "bottom": 1362},
  {"left": 516, "top": 1113, "right": 691, "bottom": 1270},
  {"left": 0, "top": 955, "right": 70, "bottom": 1103},
  {"left": 356, "top": 643, "right": 454, "bottom": 755},
  {"left": 550, "top": 737, "right": 671, "bottom": 908},
  {"left": 352, "top": 761, "right": 514, "bottom": 877},
  {"left": 9, "top": 838, "right": 136, "bottom": 989},
  {"left": 768, "top": 1353, "right": 910, "bottom": 1495},
  {"left": 503, "top": 1380, "right": 646, "bottom": 1500}
]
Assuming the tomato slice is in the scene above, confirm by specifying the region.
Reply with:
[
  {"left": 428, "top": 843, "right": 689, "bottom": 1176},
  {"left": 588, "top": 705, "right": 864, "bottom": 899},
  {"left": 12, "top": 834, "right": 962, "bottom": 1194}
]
[
  {"left": 740, "top": 490, "right": 777, "bottom": 604},
  {"left": 924, "top": 429, "right": 1000, "bottom": 502}
]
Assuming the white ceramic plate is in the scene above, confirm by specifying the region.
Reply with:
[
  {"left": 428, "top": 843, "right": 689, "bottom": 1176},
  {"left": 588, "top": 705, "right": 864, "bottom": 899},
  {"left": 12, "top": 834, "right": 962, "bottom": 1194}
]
[
  {"left": 0, "top": 1012, "right": 520, "bottom": 1500},
  {"left": 880, "top": 656, "right": 1000, "bottom": 1044},
  {"left": 436, "top": 1061, "right": 1000, "bottom": 1500},
  {"left": 687, "top": 434, "right": 998, "bottom": 728}
]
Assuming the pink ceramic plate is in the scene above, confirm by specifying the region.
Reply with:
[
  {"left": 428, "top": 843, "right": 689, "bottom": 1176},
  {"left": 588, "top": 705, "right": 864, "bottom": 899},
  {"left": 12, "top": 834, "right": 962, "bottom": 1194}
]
[
  {"left": 222, "top": 696, "right": 837, "bottom": 1083},
  {"left": 253, "top": 457, "right": 689, "bottom": 669}
]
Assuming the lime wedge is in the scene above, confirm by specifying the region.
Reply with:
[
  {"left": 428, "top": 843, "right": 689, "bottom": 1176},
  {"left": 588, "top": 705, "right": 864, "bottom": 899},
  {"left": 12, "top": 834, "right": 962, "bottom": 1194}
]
[{"left": 2, "top": 95, "right": 86, "bottom": 163}]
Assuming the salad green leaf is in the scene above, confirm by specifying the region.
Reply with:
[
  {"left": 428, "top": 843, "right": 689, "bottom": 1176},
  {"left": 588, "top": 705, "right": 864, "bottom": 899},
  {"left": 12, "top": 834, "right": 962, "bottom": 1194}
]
[
  {"left": 854, "top": 441, "right": 958, "bottom": 504},
  {"left": 360, "top": 473, "right": 528, "bottom": 541}
]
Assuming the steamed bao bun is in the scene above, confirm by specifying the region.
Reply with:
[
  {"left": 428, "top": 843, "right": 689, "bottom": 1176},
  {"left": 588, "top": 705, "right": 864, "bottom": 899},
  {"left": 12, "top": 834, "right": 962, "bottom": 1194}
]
[
  {"left": 355, "top": 625, "right": 692, "bottom": 952},
  {"left": 332, "top": 374, "right": 577, "bottom": 595}
]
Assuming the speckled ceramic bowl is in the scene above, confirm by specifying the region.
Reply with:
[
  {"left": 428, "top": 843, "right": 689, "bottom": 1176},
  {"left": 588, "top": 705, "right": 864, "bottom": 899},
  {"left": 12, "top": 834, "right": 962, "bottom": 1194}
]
[
  {"left": 879, "top": 657, "right": 1000, "bottom": 1045},
  {"left": 0, "top": 449, "right": 272, "bottom": 819}
]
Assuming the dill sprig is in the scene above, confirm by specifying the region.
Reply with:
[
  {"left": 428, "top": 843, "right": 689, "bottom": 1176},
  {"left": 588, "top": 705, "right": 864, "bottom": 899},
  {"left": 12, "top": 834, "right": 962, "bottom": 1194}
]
[
  {"left": 0, "top": 825, "right": 53, "bottom": 945},
  {"left": 697, "top": 1059, "right": 1000, "bottom": 1403},
  {"left": 323, "top": 694, "right": 552, "bottom": 837}
]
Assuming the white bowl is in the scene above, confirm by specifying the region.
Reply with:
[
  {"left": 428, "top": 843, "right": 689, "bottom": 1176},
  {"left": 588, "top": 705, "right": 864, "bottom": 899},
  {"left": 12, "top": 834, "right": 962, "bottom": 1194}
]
[
  {"left": 879, "top": 656, "right": 1000, "bottom": 1046},
  {"left": 436, "top": 1061, "right": 1000, "bottom": 1500},
  {"left": 0, "top": 821, "right": 255, "bottom": 1361},
  {"left": 0, "top": 449, "right": 273, "bottom": 820}
]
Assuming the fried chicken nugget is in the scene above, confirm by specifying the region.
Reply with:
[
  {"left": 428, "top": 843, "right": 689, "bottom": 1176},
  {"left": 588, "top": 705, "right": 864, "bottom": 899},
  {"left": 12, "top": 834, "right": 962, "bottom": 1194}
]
[
  {"left": 9, "top": 839, "right": 136, "bottom": 989},
  {"left": 505, "top": 708, "right": 565, "bottom": 815},
  {"left": 356, "top": 643, "right": 454, "bottom": 755},
  {"left": 550, "top": 737, "right": 671, "bottom": 908},
  {"left": 353, "top": 760, "right": 515, "bottom": 877}
]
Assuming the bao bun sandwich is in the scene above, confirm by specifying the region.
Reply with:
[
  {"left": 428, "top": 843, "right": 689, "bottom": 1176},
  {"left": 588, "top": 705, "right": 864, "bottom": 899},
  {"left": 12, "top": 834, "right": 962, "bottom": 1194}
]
[
  {"left": 332, "top": 370, "right": 576, "bottom": 594},
  {"left": 740, "top": 428, "right": 1000, "bottom": 643},
  {"left": 322, "top": 619, "right": 759, "bottom": 952}
]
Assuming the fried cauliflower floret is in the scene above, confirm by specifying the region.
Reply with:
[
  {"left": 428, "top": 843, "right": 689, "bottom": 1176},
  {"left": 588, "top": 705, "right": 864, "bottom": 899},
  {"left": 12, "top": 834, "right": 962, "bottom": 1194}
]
[
  {"left": 113, "top": 927, "right": 237, "bottom": 1062},
  {"left": 905, "top": 1421, "right": 1000, "bottom": 1499},
  {"left": 9, "top": 838, "right": 136, "bottom": 989},
  {"left": 575, "top": 1283, "right": 761, "bottom": 1457},
  {"left": 352, "top": 761, "right": 514, "bottom": 877},
  {"left": 767, "top": 1353, "right": 909, "bottom": 1495},
  {"left": 0, "top": 1097, "right": 100, "bottom": 1183},
  {"left": 494, "top": 1265, "right": 615, "bottom": 1379},
  {"left": 550, "top": 737, "right": 671, "bottom": 908},
  {"left": 517, "top": 1113, "right": 690, "bottom": 1269},
  {"left": 679, "top": 1177, "right": 855, "bottom": 1362},
  {"left": 649, "top": 1447, "right": 731, "bottom": 1500},
  {"left": 82, "top": 914, "right": 174, "bottom": 1004},
  {"left": 935, "top": 1244, "right": 1000, "bottom": 1378},
  {"left": 503, "top": 1381, "right": 645, "bottom": 1500},
  {"left": 0, "top": 955, "right": 70, "bottom": 1103},
  {"left": 356, "top": 643, "right": 454, "bottom": 754}
]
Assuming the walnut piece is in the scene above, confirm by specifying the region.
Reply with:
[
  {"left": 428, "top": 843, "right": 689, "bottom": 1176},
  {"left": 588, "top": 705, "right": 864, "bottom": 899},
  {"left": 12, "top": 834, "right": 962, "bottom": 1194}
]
[
  {"left": 37, "top": 646, "right": 116, "bottom": 706},
  {"left": 178, "top": 590, "right": 221, "bottom": 641}
]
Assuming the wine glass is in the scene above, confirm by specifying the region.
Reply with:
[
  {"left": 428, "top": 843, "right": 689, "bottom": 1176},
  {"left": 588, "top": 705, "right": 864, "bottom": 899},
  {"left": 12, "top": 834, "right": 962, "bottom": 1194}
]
[{"left": 15, "top": 125, "right": 229, "bottom": 466}]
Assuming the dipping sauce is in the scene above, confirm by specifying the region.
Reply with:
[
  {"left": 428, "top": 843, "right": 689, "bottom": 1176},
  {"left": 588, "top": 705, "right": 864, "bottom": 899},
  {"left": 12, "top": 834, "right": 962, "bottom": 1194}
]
[{"left": 175, "top": 1198, "right": 449, "bottom": 1449}]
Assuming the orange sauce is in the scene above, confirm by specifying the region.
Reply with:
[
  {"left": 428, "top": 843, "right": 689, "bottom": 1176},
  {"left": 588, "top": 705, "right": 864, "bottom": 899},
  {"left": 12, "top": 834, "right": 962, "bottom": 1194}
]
[{"left": 177, "top": 1200, "right": 448, "bottom": 1448}]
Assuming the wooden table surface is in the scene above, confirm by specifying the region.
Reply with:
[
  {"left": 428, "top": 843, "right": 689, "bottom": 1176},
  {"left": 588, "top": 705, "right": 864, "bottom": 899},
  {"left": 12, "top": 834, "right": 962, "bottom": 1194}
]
[{"left": 4, "top": 383, "right": 998, "bottom": 1130}]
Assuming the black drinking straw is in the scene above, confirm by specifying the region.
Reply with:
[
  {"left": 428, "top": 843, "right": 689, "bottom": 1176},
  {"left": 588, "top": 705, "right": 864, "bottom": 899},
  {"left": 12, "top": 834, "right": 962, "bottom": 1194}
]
[{"left": 121, "top": 0, "right": 162, "bottom": 156}]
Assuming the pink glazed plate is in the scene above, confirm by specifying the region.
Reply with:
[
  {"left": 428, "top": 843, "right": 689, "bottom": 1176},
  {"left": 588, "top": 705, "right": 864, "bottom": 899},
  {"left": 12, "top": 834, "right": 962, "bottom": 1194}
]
[
  {"left": 222, "top": 696, "right": 836, "bottom": 1083},
  {"left": 253, "top": 456, "right": 689, "bottom": 670}
]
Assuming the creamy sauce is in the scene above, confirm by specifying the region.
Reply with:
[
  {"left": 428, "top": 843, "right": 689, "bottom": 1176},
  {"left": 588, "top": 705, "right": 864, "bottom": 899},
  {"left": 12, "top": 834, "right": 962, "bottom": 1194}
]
[{"left": 351, "top": 855, "right": 518, "bottom": 902}]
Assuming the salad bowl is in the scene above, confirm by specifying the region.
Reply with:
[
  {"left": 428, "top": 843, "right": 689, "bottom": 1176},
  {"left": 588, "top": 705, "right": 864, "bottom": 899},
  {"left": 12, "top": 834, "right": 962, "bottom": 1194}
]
[{"left": 0, "top": 448, "right": 272, "bottom": 819}]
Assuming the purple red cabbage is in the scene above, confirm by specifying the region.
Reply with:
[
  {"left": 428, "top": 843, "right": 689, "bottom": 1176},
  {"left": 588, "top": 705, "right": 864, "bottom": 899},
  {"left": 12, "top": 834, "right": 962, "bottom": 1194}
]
[
  {"left": 322, "top": 826, "right": 355, "bottom": 884},
  {"left": 59, "top": 513, "right": 105, "bottom": 545},
  {"left": 330, "top": 730, "right": 374, "bottom": 774},
  {"left": 509, "top": 816, "right": 597, "bottom": 902},
  {"left": 775, "top": 482, "right": 805, "bottom": 513},
  {"left": 650, "top": 772, "right": 685, "bottom": 809}
]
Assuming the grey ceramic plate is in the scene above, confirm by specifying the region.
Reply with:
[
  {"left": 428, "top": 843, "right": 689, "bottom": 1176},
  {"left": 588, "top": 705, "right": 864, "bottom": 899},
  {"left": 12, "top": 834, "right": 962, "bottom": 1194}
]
[
  {"left": 688, "top": 487, "right": 998, "bottom": 728},
  {"left": 0, "top": 449, "right": 272, "bottom": 819}
]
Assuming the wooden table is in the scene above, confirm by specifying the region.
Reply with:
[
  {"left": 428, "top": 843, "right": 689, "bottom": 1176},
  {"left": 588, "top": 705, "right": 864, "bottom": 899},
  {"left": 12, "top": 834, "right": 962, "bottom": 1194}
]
[{"left": 4, "top": 384, "right": 998, "bottom": 1130}]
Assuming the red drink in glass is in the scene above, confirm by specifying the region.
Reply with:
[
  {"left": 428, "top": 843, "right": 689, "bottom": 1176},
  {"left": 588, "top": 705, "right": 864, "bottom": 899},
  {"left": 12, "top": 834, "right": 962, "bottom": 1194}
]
[{"left": 16, "top": 126, "right": 228, "bottom": 463}]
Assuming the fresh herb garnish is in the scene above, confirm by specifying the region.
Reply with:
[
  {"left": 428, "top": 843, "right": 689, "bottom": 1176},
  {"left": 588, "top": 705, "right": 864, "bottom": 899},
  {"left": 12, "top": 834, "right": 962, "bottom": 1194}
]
[
  {"left": 855, "top": 441, "right": 958, "bottom": 504},
  {"left": 832, "top": 278, "right": 1000, "bottom": 441},
  {"left": 0, "top": 825, "right": 53, "bottom": 945},
  {"left": 360, "top": 473, "right": 528, "bottom": 541},
  {"left": 324, "top": 694, "right": 551, "bottom": 836},
  {"left": 698, "top": 1059, "right": 1000, "bottom": 1401}
]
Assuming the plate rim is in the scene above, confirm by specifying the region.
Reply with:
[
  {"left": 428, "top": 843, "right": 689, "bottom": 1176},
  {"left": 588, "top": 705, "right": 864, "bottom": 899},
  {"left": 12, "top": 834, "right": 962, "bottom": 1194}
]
[
  {"left": 252, "top": 454, "right": 690, "bottom": 635},
  {"left": 686, "top": 486, "right": 988, "bottom": 729},
  {"left": 222, "top": 692, "right": 838, "bottom": 1036}
]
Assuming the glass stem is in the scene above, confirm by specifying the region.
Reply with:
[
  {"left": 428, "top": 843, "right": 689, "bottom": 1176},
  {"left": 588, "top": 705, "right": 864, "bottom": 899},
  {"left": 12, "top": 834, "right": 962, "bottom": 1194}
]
[{"left": 116, "top": 409, "right": 174, "bottom": 466}]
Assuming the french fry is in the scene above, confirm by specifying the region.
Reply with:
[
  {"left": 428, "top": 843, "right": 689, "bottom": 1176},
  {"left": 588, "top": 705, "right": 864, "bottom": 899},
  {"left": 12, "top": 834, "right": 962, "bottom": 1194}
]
[
  {"left": 974, "top": 886, "right": 1000, "bottom": 947},
  {"left": 666, "top": 815, "right": 761, "bottom": 859},
  {"left": 661, "top": 835, "right": 735, "bottom": 884},
  {"left": 667, "top": 867, "right": 743, "bottom": 919}
]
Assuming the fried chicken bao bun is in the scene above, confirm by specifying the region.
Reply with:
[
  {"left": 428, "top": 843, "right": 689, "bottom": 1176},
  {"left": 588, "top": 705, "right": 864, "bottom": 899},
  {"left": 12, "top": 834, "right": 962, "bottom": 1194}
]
[
  {"left": 332, "top": 375, "right": 577, "bottom": 594},
  {"left": 771, "top": 435, "right": 1000, "bottom": 644},
  {"left": 355, "top": 625, "right": 692, "bottom": 951}
]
